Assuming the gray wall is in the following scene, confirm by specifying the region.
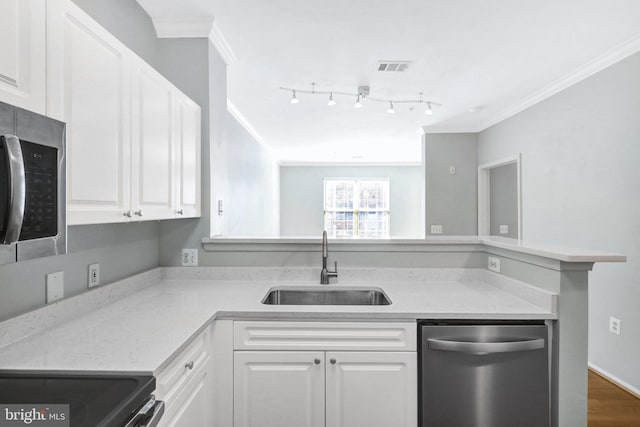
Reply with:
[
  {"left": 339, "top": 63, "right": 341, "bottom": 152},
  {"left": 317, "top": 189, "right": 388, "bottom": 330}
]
[
  {"left": 479, "top": 52, "right": 640, "bottom": 392},
  {"left": 221, "top": 117, "right": 280, "bottom": 237},
  {"left": 280, "top": 165, "right": 424, "bottom": 238},
  {"left": 489, "top": 163, "right": 518, "bottom": 238},
  {"left": 425, "top": 133, "right": 478, "bottom": 235},
  {"left": 0, "top": 0, "right": 162, "bottom": 322}
]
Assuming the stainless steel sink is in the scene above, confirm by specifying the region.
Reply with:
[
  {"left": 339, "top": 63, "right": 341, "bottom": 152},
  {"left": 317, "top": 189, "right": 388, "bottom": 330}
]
[{"left": 261, "top": 287, "right": 391, "bottom": 306}]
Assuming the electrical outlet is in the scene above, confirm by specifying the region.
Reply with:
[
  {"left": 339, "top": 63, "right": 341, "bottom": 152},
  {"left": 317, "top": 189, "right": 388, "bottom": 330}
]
[
  {"left": 182, "top": 249, "right": 198, "bottom": 267},
  {"left": 46, "top": 272, "right": 64, "bottom": 303},
  {"left": 609, "top": 317, "right": 621, "bottom": 335},
  {"left": 430, "top": 225, "right": 443, "bottom": 234},
  {"left": 499, "top": 225, "right": 509, "bottom": 234},
  {"left": 488, "top": 257, "right": 501, "bottom": 273},
  {"left": 217, "top": 200, "right": 224, "bottom": 216},
  {"left": 88, "top": 263, "right": 100, "bottom": 288},
  {"left": 449, "top": 166, "right": 456, "bottom": 175}
]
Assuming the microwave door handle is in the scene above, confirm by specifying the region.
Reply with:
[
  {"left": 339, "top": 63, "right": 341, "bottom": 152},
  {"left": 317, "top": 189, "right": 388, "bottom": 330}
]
[
  {"left": 427, "top": 338, "right": 545, "bottom": 354},
  {"left": 1, "top": 135, "right": 26, "bottom": 244}
]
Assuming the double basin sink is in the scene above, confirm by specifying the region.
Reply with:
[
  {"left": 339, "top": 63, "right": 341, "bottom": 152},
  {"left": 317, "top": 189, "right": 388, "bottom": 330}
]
[{"left": 262, "top": 287, "right": 391, "bottom": 306}]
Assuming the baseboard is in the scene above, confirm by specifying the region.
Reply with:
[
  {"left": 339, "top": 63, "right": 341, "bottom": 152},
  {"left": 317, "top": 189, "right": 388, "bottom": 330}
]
[{"left": 588, "top": 362, "right": 640, "bottom": 399}]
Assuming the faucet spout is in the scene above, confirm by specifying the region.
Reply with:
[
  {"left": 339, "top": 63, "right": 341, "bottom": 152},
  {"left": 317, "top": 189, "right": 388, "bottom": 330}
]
[{"left": 320, "top": 230, "right": 338, "bottom": 284}]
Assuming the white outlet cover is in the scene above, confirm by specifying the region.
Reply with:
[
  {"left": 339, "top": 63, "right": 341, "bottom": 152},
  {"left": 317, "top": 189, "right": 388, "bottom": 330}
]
[
  {"left": 449, "top": 166, "right": 456, "bottom": 175},
  {"left": 609, "top": 316, "right": 621, "bottom": 335},
  {"left": 430, "top": 225, "right": 443, "bottom": 234},
  {"left": 182, "top": 249, "right": 198, "bottom": 267},
  {"left": 46, "top": 272, "right": 64, "bottom": 303},
  {"left": 488, "top": 257, "right": 501, "bottom": 273},
  {"left": 500, "top": 225, "right": 509, "bottom": 234},
  {"left": 88, "top": 263, "right": 100, "bottom": 288}
]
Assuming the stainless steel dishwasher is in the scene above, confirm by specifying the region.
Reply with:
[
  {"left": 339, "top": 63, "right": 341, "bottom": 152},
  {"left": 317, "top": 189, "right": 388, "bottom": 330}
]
[{"left": 419, "top": 321, "right": 550, "bottom": 427}]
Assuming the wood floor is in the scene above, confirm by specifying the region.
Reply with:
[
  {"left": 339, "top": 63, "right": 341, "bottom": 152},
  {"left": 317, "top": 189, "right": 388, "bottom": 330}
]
[{"left": 589, "top": 369, "right": 640, "bottom": 426}]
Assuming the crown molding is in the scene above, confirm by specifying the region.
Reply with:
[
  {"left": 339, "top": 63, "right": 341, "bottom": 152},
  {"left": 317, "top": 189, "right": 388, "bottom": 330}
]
[
  {"left": 227, "top": 100, "right": 279, "bottom": 163},
  {"left": 152, "top": 17, "right": 214, "bottom": 38},
  {"left": 478, "top": 33, "right": 640, "bottom": 131},
  {"left": 209, "top": 23, "right": 237, "bottom": 65}
]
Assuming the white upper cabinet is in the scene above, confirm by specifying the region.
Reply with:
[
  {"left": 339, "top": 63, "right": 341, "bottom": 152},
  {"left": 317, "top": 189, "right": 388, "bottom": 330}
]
[
  {"left": 131, "top": 61, "right": 175, "bottom": 221},
  {"left": 0, "top": 0, "right": 46, "bottom": 114},
  {"left": 47, "top": 0, "right": 132, "bottom": 225},
  {"left": 43, "top": 0, "right": 201, "bottom": 225},
  {"left": 175, "top": 92, "right": 201, "bottom": 218}
]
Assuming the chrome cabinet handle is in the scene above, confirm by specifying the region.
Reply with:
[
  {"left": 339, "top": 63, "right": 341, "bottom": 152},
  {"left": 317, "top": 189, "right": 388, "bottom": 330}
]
[
  {"left": 123, "top": 210, "right": 133, "bottom": 218},
  {"left": 314, "top": 358, "right": 321, "bottom": 365},
  {"left": 427, "top": 338, "right": 545, "bottom": 354},
  {"left": 330, "top": 358, "right": 336, "bottom": 365},
  {"left": 1, "top": 135, "right": 25, "bottom": 244},
  {"left": 185, "top": 361, "right": 194, "bottom": 370},
  {"left": 134, "top": 209, "right": 144, "bottom": 217},
  {"left": 177, "top": 209, "right": 184, "bottom": 215}
]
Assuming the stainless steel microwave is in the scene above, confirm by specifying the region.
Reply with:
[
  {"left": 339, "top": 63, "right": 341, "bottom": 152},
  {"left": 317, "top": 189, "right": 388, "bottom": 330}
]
[{"left": 0, "top": 101, "right": 66, "bottom": 266}]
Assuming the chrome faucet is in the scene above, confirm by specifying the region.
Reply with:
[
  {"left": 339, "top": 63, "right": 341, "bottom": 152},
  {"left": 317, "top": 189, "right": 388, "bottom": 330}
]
[{"left": 320, "top": 230, "right": 338, "bottom": 284}]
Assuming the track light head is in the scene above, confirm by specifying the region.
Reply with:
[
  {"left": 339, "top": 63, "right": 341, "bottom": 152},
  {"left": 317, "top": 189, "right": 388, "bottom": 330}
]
[
  {"left": 354, "top": 95, "right": 362, "bottom": 109},
  {"left": 387, "top": 101, "right": 395, "bottom": 114},
  {"left": 424, "top": 102, "right": 433, "bottom": 115},
  {"left": 290, "top": 90, "right": 299, "bottom": 104},
  {"left": 328, "top": 93, "right": 336, "bottom": 106}
]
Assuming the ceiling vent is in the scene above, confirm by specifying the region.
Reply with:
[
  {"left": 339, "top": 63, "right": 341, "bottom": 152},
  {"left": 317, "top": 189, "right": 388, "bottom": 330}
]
[{"left": 377, "top": 61, "right": 411, "bottom": 72}]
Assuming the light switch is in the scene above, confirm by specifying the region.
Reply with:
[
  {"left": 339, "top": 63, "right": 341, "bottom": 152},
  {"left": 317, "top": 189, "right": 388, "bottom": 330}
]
[
  {"left": 46, "top": 271, "right": 64, "bottom": 303},
  {"left": 430, "top": 225, "right": 443, "bottom": 234},
  {"left": 499, "top": 225, "right": 509, "bottom": 234}
]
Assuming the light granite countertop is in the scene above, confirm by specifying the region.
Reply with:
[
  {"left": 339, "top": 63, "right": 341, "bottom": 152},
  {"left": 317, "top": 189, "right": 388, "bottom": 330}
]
[{"left": 0, "top": 268, "right": 556, "bottom": 376}]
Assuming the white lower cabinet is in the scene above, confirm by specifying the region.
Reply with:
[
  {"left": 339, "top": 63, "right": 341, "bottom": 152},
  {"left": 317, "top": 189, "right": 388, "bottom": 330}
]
[
  {"left": 325, "top": 351, "right": 417, "bottom": 427},
  {"left": 232, "top": 321, "right": 417, "bottom": 427},
  {"left": 234, "top": 351, "right": 325, "bottom": 427},
  {"left": 156, "top": 328, "right": 213, "bottom": 427}
]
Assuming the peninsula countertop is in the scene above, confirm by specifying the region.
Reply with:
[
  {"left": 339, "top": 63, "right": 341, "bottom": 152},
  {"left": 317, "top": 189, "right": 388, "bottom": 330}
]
[{"left": 0, "top": 268, "right": 555, "bottom": 376}]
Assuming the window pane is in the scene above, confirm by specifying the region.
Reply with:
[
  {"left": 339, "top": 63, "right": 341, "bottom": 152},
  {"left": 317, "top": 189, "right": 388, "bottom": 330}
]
[
  {"left": 325, "top": 211, "right": 354, "bottom": 238},
  {"left": 358, "top": 211, "right": 389, "bottom": 239},
  {"left": 325, "top": 180, "right": 354, "bottom": 210},
  {"left": 358, "top": 181, "right": 389, "bottom": 210}
]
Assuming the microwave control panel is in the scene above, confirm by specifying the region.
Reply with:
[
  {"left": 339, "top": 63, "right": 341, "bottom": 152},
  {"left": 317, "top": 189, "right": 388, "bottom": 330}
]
[{"left": 19, "top": 140, "right": 58, "bottom": 241}]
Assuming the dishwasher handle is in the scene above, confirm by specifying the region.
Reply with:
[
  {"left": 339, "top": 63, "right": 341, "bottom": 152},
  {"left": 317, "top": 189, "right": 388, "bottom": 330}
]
[{"left": 427, "top": 338, "right": 545, "bottom": 354}]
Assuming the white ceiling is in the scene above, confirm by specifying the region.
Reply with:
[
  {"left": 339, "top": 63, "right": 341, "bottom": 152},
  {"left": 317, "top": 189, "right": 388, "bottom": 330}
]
[{"left": 137, "top": 0, "right": 640, "bottom": 164}]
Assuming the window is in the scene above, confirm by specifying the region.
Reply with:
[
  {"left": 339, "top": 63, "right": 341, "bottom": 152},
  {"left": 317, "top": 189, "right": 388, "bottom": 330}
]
[{"left": 324, "top": 179, "right": 390, "bottom": 239}]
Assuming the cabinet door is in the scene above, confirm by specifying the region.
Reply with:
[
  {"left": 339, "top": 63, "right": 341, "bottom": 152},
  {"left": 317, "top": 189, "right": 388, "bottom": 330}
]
[
  {"left": 0, "top": 0, "right": 46, "bottom": 114},
  {"left": 131, "top": 61, "right": 175, "bottom": 220},
  {"left": 174, "top": 93, "right": 201, "bottom": 218},
  {"left": 47, "top": 0, "right": 132, "bottom": 225},
  {"left": 234, "top": 351, "right": 325, "bottom": 427},
  {"left": 160, "top": 360, "right": 212, "bottom": 427},
  {"left": 325, "top": 351, "right": 417, "bottom": 427}
]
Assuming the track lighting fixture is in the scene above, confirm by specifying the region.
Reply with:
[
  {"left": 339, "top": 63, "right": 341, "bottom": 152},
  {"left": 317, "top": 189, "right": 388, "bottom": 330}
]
[
  {"left": 280, "top": 84, "right": 441, "bottom": 114},
  {"left": 290, "top": 90, "right": 299, "bottom": 104}
]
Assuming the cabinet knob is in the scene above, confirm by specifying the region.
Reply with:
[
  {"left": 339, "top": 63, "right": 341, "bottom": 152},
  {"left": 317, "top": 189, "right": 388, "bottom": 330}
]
[
  {"left": 185, "top": 361, "right": 194, "bottom": 370},
  {"left": 177, "top": 209, "right": 184, "bottom": 215},
  {"left": 330, "top": 358, "right": 336, "bottom": 365},
  {"left": 134, "top": 209, "right": 144, "bottom": 217},
  {"left": 123, "top": 210, "right": 133, "bottom": 218},
  {"left": 314, "top": 358, "right": 321, "bottom": 365}
]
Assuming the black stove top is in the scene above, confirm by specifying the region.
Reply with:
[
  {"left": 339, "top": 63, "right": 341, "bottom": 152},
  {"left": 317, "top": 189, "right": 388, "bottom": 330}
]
[{"left": 0, "top": 373, "right": 155, "bottom": 427}]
